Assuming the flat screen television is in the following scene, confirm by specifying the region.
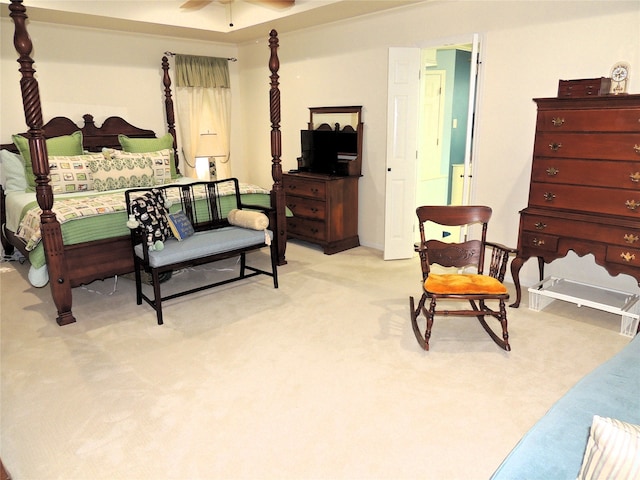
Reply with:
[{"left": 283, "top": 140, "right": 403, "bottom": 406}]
[{"left": 299, "top": 129, "right": 357, "bottom": 176}]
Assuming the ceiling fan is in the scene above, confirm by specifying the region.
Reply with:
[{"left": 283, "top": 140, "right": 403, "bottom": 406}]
[{"left": 180, "top": 0, "right": 295, "bottom": 10}]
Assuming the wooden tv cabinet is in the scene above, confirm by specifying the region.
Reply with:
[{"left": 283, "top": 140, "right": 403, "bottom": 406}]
[
  {"left": 511, "top": 94, "right": 640, "bottom": 307},
  {"left": 283, "top": 172, "right": 360, "bottom": 254}
]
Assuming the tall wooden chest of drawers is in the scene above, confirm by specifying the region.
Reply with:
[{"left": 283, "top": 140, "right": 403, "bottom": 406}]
[
  {"left": 283, "top": 172, "right": 360, "bottom": 254},
  {"left": 511, "top": 95, "right": 640, "bottom": 307}
]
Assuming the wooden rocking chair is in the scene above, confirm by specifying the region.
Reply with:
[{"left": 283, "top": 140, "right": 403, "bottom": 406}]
[{"left": 409, "top": 205, "right": 517, "bottom": 351}]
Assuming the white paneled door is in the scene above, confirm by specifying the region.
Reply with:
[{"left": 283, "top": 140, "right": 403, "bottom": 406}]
[{"left": 384, "top": 47, "right": 420, "bottom": 260}]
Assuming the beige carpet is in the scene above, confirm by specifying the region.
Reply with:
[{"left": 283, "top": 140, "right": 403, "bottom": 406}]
[{"left": 0, "top": 241, "right": 631, "bottom": 480}]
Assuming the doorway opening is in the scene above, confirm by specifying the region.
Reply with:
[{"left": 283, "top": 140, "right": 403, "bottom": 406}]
[{"left": 417, "top": 42, "right": 475, "bottom": 243}]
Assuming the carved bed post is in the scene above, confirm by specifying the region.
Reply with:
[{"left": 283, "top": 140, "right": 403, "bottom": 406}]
[
  {"left": 9, "top": 0, "right": 75, "bottom": 325},
  {"left": 162, "top": 56, "right": 180, "bottom": 175},
  {"left": 269, "top": 29, "right": 287, "bottom": 265}
]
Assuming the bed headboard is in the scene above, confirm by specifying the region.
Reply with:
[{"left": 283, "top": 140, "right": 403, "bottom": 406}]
[{"left": 0, "top": 114, "right": 157, "bottom": 153}]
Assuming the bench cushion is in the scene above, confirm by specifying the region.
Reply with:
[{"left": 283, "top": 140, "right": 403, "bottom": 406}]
[{"left": 134, "top": 226, "right": 273, "bottom": 268}]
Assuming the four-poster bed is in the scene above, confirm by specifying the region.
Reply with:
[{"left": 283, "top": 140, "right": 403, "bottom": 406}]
[{"left": 1, "top": 0, "right": 287, "bottom": 325}]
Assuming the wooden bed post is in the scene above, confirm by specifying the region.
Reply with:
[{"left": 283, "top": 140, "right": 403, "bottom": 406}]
[
  {"left": 162, "top": 56, "right": 180, "bottom": 176},
  {"left": 269, "top": 29, "right": 287, "bottom": 265},
  {"left": 9, "top": 0, "right": 75, "bottom": 325}
]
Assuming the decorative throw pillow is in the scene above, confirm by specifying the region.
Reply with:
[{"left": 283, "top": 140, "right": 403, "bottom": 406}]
[
  {"left": 13, "top": 131, "right": 84, "bottom": 191},
  {"left": 129, "top": 190, "right": 172, "bottom": 248},
  {"left": 227, "top": 209, "right": 269, "bottom": 230},
  {"left": 577, "top": 415, "right": 640, "bottom": 480},
  {"left": 104, "top": 149, "right": 171, "bottom": 186},
  {"left": 118, "top": 133, "right": 178, "bottom": 179},
  {"left": 48, "top": 153, "right": 102, "bottom": 194},
  {"left": 167, "top": 210, "right": 195, "bottom": 241},
  {"left": 89, "top": 150, "right": 155, "bottom": 192},
  {"left": 0, "top": 149, "right": 28, "bottom": 192}
]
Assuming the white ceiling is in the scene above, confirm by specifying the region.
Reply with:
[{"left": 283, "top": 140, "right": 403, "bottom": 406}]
[{"left": 2, "top": 0, "right": 427, "bottom": 44}]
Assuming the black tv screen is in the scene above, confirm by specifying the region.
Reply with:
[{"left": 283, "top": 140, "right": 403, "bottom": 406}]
[{"left": 300, "top": 129, "right": 357, "bottom": 175}]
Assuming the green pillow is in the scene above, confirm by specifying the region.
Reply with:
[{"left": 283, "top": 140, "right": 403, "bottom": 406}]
[
  {"left": 118, "top": 133, "right": 178, "bottom": 179},
  {"left": 12, "top": 131, "right": 84, "bottom": 191}
]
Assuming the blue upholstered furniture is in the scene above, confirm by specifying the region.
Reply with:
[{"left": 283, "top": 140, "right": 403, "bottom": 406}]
[{"left": 491, "top": 334, "right": 640, "bottom": 479}]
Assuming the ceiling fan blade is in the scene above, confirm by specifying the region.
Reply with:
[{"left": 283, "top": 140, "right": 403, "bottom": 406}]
[
  {"left": 180, "top": 0, "right": 213, "bottom": 10},
  {"left": 251, "top": 0, "right": 295, "bottom": 9}
]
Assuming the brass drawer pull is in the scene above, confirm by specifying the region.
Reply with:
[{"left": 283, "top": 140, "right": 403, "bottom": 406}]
[
  {"left": 534, "top": 222, "right": 547, "bottom": 230},
  {"left": 532, "top": 238, "right": 545, "bottom": 247},
  {"left": 620, "top": 252, "right": 636, "bottom": 263},
  {"left": 543, "top": 192, "right": 556, "bottom": 202},
  {"left": 551, "top": 117, "right": 565, "bottom": 127},
  {"left": 546, "top": 167, "right": 559, "bottom": 176},
  {"left": 549, "top": 142, "right": 562, "bottom": 151},
  {"left": 631, "top": 172, "right": 640, "bottom": 183},
  {"left": 625, "top": 199, "right": 640, "bottom": 211},
  {"left": 624, "top": 233, "right": 639, "bottom": 244},
  {"left": 634, "top": 144, "right": 640, "bottom": 155}
]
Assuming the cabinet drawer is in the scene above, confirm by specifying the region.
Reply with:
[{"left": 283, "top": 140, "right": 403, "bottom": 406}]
[
  {"left": 287, "top": 216, "right": 326, "bottom": 241},
  {"left": 534, "top": 132, "right": 640, "bottom": 160},
  {"left": 536, "top": 108, "right": 640, "bottom": 133},
  {"left": 283, "top": 175, "right": 326, "bottom": 200},
  {"left": 521, "top": 232, "right": 559, "bottom": 252},
  {"left": 606, "top": 246, "right": 640, "bottom": 268},
  {"left": 531, "top": 158, "right": 640, "bottom": 189},
  {"left": 528, "top": 183, "right": 640, "bottom": 218},
  {"left": 521, "top": 213, "right": 640, "bottom": 247},
  {"left": 285, "top": 196, "right": 326, "bottom": 220}
]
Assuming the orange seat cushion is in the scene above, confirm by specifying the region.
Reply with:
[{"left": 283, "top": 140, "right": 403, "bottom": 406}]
[{"left": 424, "top": 273, "right": 508, "bottom": 295}]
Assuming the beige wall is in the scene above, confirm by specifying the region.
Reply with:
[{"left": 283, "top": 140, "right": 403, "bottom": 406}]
[
  {"left": 0, "top": 17, "right": 240, "bottom": 177},
  {"left": 239, "top": 0, "right": 640, "bottom": 290},
  {"left": 2, "top": 1, "right": 639, "bottom": 291}
]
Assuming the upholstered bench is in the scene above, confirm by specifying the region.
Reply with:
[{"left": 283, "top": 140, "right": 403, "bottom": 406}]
[{"left": 125, "top": 178, "right": 278, "bottom": 325}]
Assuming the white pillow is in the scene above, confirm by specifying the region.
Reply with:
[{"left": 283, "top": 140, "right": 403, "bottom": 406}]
[
  {"left": 0, "top": 149, "right": 28, "bottom": 192},
  {"left": 578, "top": 415, "right": 640, "bottom": 480}
]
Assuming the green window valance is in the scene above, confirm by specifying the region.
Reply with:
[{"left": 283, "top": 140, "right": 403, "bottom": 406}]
[{"left": 175, "top": 54, "right": 230, "bottom": 88}]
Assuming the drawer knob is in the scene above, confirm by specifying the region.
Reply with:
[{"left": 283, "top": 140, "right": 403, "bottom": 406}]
[
  {"left": 532, "top": 238, "right": 545, "bottom": 247},
  {"left": 546, "top": 167, "right": 559, "bottom": 176},
  {"left": 543, "top": 192, "right": 556, "bottom": 202},
  {"left": 311, "top": 188, "right": 319, "bottom": 194},
  {"left": 625, "top": 199, "right": 640, "bottom": 211},
  {"left": 548, "top": 142, "right": 562, "bottom": 151},
  {"left": 624, "top": 233, "right": 639, "bottom": 244},
  {"left": 620, "top": 252, "right": 636, "bottom": 263},
  {"left": 630, "top": 172, "right": 640, "bottom": 183},
  {"left": 535, "top": 222, "right": 547, "bottom": 230},
  {"left": 634, "top": 144, "right": 640, "bottom": 155},
  {"left": 310, "top": 207, "right": 318, "bottom": 213},
  {"left": 551, "top": 117, "right": 565, "bottom": 127}
]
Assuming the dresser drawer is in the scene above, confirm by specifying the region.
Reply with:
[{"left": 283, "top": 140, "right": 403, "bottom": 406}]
[
  {"left": 521, "top": 212, "right": 640, "bottom": 247},
  {"left": 285, "top": 196, "right": 325, "bottom": 220},
  {"left": 536, "top": 108, "right": 640, "bottom": 133},
  {"left": 531, "top": 158, "right": 640, "bottom": 189},
  {"left": 520, "top": 231, "right": 559, "bottom": 252},
  {"left": 606, "top": 245, "right": 640, "bottom": 268},
  {"left": 287, "top": 216, "right": 325, "bottom": 241},
  {"left": 528, "top": 183, "right": 640, "bottom": 218},
  {"left": 534, "top": 132, "right": 640, "bottom": 160},
  {"left": 283, "top": 175, "right": 326, "bottom": 200}
]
